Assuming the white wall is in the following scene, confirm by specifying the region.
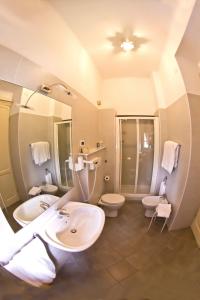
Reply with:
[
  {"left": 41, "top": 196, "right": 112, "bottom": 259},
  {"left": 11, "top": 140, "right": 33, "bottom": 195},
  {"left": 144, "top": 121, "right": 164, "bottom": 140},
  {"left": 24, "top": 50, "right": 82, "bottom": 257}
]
[
  {"left": 152, "top": 55, "right": 186, "bottom": 108},
  {"left": 175, "top": 0, "right": 200, "bottom": 97},
  {"left": 101, "top": 77, "right": 157, "bottom": 115},
  {"left": 0, "top": 0, "right": 101, "bottom": 106},
  {"left": 176, "top": 54, "right": 200, "bottom": 96}
]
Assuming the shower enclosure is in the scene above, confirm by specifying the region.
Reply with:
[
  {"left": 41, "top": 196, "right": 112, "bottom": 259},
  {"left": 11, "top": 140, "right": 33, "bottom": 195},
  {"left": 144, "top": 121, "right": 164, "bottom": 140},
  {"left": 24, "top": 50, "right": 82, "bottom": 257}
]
[
  {"left": 54, "top": 120, "right": 73, "bottom": 191},
  {"left": 116, "top": 117, "right": 159, "bottom": 197}
]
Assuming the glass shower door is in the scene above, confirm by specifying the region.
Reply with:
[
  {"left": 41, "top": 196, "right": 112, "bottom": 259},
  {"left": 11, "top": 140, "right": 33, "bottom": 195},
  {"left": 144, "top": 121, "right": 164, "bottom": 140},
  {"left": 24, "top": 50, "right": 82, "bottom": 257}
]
[
  {"left": 54, "top": 121, "right": 73, "bottom": 190},
  {"left": 120, "top": 119, "right": 137, "bottom": 193},
  {"left": 137, "top": 119, "right": 154, "bottom": 194},
  {"left": 118, "top": 117, "right": 156, "bottom": 195}
]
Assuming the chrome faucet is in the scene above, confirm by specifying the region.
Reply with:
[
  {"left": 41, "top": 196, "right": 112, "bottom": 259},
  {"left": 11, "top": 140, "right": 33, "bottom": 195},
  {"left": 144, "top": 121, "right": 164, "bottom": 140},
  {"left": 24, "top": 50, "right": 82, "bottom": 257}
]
[
  {"left": 57, "top": 208, "right": 70, "bottom": 219},
  {"left": 40, "top": 201, "right": 50, "bottom": 210}
]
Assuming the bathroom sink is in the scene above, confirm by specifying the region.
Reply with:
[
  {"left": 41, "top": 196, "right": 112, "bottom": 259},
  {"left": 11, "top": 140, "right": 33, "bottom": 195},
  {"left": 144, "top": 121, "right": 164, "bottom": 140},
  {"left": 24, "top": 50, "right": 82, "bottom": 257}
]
[
  {"left": 43, "top": 201, "right": 105, "bottom": 252},
  {"left": 13, "top": 194, "right": 59, "bottom": 227}
]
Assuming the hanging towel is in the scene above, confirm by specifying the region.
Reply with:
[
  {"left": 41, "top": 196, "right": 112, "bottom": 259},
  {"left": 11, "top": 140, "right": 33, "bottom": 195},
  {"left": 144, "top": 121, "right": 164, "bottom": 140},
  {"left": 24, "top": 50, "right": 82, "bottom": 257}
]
[
  {"left": 4, "top": 236, "right": 56, "bottom": 287},
  {"left": 31, "top": 142, "right": 50, "bottom": 166},
  {"left": 161, "top": 141, "right": 180, "bottom": 174}
]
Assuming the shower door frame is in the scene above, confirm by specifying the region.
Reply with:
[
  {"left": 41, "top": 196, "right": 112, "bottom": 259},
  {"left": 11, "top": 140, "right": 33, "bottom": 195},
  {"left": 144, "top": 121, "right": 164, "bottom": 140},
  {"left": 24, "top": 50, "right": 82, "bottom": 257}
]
[
  {"left": 54, "top": 120, "right": 72, "bottom": 191},
  {"left": 115, "top": 116, "right": 159, "bottom": 198}
]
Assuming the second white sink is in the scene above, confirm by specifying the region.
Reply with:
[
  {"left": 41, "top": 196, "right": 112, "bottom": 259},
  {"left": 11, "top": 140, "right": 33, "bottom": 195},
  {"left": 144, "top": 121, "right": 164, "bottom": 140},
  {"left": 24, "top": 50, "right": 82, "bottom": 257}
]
[{"left": 13, "top": 194, "right": 59, "bottom": 227}]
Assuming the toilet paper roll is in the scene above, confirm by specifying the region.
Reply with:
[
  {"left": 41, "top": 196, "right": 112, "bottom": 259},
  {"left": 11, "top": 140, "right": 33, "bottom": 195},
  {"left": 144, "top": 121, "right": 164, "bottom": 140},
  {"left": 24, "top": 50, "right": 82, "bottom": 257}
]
[
  {"left": 45, "top": 172, "right": 52, "bottom": 185},
  {"left": 104, "top": 175, "right": 110, "bottom": 181}
]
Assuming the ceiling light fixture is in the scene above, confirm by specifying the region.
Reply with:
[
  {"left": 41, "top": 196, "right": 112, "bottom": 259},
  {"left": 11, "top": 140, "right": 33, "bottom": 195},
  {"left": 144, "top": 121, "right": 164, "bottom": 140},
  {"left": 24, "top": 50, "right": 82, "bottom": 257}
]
[
  {"left": 120, "top": 40, "right": 135, "bottom": 52},
  {"left": 108, "top": 30, "right": 147, "bottom": 53}
]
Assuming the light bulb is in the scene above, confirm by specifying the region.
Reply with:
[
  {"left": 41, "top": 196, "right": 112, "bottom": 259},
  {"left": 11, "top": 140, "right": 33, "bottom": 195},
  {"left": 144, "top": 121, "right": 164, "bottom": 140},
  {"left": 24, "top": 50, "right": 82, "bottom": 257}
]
[{"left": 120, "top": 40, "right": 134, "bottom": 52}]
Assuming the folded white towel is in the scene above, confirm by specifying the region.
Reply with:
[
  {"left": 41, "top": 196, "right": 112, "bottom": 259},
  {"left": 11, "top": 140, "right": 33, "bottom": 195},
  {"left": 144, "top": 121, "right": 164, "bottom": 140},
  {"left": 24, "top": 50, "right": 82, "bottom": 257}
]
[
  {"left": 161, "top": 141, "right": 180, "bottom": 174},
  {"left": 156, "top": 203, "right": 172, "bottom": 218},
  {"left": 5, "top": 237, "right": 56, "bottom": 287},
  {"left": 31, "top": 142, "right": 50, "bottom": 166}
]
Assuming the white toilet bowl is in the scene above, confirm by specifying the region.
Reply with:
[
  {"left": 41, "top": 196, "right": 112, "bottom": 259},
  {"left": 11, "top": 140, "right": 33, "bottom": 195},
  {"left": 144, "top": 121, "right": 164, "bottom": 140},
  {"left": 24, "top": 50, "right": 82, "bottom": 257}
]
[
  {"left": 98, "top": 193, "right": 125, "bottom": 217},
  {"left": 41, "top": 184, "right": 58, "bottom": 195}
]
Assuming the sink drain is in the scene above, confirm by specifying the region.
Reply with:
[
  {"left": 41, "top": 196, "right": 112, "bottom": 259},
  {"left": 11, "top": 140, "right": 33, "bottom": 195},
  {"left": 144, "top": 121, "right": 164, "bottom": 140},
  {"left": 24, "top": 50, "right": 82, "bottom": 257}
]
[{"left": 70, "top": 228, "right": 77, "bottom": 233}]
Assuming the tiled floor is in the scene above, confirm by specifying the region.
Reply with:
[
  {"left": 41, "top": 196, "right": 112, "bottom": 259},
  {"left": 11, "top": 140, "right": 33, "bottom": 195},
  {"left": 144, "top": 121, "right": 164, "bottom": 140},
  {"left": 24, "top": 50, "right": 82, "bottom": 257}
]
[{"left": 1, "top": 202, "right": 200, "bottom": 300}]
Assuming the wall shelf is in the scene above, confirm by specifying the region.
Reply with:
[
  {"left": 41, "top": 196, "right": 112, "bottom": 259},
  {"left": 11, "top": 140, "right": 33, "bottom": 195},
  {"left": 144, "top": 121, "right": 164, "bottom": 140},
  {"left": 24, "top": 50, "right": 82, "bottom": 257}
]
[{"left": 78, "top": 146, "right": 106, "bottom": 157}]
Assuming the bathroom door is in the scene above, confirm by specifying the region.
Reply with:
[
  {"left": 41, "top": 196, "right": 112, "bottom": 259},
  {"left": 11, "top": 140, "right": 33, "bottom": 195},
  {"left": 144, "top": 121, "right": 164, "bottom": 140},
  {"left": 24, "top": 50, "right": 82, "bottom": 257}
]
[{"left": 0, "top": 101, "right": 19, "bottom": 207}]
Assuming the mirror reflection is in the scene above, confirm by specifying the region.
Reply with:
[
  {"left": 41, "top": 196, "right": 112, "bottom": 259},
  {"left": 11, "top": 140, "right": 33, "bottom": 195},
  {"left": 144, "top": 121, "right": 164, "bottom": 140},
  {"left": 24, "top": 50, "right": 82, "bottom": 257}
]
[{"left": 0, "top": 80, "right": 73, "bottom": 231}]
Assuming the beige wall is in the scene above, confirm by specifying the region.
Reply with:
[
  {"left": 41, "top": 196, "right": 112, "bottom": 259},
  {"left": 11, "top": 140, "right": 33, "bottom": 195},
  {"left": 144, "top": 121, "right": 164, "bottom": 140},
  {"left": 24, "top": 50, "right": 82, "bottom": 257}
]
[
  {"left": 98, "top": 109, "right": 116, "bottom": 193},
  {"left": 171, "top": 94, "right": 200, "bottom": 229},
  {"left": 164, "top": 95, "right": 191, "bottom": 230},
  {"left": 160, "top": 2, "right": 200, "bottom": 230},
  {"left": 157, "top": 92, "right": 200, "bottom": 230},
  {"left": 101, "top": 77, "right": 157, "bottom": 115}
]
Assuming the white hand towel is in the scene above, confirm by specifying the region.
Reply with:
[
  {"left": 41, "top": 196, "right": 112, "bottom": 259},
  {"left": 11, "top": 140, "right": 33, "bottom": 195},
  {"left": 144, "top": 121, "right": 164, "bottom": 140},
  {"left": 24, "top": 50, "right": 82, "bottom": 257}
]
[
  {"left": 156, "top": 203, "right": 172, "bottom": 218},
  {"left": 5, "top": 237, "right": 56, "bottom": 287},
  {"left": 31, "top": 142, "right": 50, "bottom": 166},
  {"left": 161, "top": 141, "right": 180, "bottom": 174}
]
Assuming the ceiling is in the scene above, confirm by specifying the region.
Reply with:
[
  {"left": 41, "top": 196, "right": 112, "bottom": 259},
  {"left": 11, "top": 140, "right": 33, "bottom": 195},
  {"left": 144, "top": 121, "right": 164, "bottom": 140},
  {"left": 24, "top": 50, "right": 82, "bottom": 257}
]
[{"left": 48, "top": 0, "right": 183, "bottom": 78}]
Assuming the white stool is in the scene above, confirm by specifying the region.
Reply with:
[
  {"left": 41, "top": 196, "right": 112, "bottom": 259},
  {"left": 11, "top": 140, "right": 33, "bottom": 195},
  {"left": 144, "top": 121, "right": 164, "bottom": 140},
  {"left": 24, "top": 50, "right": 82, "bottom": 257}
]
[{"left": 148, "top": 203, "right": 172, "bottom": 232}]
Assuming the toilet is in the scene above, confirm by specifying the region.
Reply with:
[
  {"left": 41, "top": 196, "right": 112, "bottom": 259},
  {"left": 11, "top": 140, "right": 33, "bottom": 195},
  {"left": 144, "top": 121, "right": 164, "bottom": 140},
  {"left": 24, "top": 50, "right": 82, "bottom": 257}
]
[
  {"left": 98, "top": 193, "right": 125, "bottom": 217},
  {"left": 41, "top": 184, "right": 58, "bottom": 195},
  {"left": 142, "top": 180, "right": 168, "bottom": 217}
]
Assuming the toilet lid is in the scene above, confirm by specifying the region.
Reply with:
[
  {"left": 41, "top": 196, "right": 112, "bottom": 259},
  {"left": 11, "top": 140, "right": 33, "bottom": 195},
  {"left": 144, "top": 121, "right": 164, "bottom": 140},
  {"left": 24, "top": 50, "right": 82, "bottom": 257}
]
[
  {"left": 142, "top": 196, "right": 162, "bottom": 206},
  {"left": 101, "top": 193, "right": 125, "bottom": 205}
]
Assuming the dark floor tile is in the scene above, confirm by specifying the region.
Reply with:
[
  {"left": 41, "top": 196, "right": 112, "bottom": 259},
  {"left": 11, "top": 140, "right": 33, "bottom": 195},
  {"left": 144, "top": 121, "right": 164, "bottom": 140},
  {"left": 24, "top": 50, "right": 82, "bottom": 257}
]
[{"left": 107, "top": 260, "right": 137, "bottom": 282}]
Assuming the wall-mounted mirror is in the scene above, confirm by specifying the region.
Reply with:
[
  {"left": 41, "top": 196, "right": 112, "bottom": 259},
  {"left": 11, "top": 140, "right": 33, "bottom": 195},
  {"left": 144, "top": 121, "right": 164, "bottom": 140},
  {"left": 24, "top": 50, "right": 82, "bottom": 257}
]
[{"left": 0, "top": 80, "right": 73, "bottom": 231}]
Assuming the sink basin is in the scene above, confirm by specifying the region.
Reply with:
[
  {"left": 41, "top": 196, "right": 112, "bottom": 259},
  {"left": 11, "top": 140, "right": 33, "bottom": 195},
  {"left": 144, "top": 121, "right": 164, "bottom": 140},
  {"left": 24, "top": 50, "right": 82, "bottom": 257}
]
[
  {"left": 13, "top": 194, "right": 59, "bottom": 227},
  {"left": 43, "top": 201, "right": 105, "bottom": 252}
]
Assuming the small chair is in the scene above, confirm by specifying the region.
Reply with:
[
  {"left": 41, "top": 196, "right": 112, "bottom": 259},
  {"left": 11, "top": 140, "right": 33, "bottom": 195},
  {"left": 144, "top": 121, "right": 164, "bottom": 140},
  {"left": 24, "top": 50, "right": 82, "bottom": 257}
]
[{"left": 148, "top": 203, "right": 172, "bottom": 232}]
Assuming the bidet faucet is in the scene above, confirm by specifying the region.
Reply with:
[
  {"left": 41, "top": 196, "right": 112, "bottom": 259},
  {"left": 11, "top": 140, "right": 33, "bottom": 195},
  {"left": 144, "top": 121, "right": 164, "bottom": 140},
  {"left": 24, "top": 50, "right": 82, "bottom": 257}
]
[{"left": 40, "top": 201, "right": 50, "bottom": 210}]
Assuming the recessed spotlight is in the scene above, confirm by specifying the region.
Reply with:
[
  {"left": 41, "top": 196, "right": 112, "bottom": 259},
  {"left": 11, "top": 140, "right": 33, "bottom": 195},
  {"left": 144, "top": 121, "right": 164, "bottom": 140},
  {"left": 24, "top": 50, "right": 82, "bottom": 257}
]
[{"left": 120, "top": 40, "right": 135, "bottom": 52}]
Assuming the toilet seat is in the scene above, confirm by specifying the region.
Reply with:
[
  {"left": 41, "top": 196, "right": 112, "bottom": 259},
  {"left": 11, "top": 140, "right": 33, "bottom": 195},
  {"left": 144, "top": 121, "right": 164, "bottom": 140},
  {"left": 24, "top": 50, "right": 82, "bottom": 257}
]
[
  {"left": 101, "top": 193, "right": 125, "bottom": 205},
  {"left": 142, "top": 196, "right": 162, "bottom": 207},
  {"left": 99, "top": 193, "right": 125, "bottom": 217},
  {"left": 41, "top": 184, "right": 58, "bottom": 195}
]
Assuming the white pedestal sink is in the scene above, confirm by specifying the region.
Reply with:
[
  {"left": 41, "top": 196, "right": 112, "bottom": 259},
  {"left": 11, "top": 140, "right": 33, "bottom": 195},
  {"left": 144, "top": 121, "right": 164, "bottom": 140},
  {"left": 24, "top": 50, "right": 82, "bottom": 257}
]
[{"left": 42, "top": 201, "right": 105, "bottom": 252}]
